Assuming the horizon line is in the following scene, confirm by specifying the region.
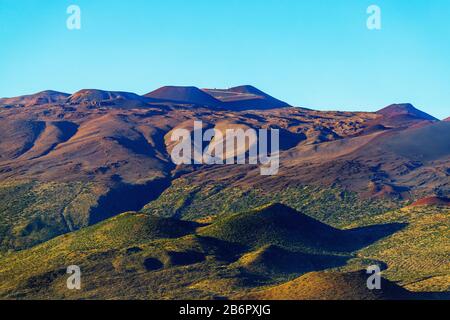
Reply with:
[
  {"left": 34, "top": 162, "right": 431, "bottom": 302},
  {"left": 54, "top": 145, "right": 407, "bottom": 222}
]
[{"left": 0, "top": 86, "right": 447, "bottom": 120}]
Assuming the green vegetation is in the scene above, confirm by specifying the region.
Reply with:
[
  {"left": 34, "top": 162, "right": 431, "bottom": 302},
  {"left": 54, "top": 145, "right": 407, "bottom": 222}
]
[
  {"left": 143, "top": 179, "right": 400, "bottom": 226},
  {"left": 0, "top": 180, "right": 99, "bottom": 253},
  {"left": 0, "top": 202, "right": 426, "bottom": 300},
  {"left": 0, "top": 177, "right": 400, "bottom": 253},
  {"left": 199, "top": 203, "right": 351, "bottom": 253},
  {"left": 347, "top": 205, "right": 450, "bottom": 293},
  {"left": 0, "top": 179, "right": 447, "bottom": 300},
  {"left": 238, "top": 270, "right": 412, "bottom": 300}
]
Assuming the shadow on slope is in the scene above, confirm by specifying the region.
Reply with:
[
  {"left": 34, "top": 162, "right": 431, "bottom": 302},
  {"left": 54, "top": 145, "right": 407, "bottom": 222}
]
[
  {"left": 238, "top": 270, "right": 413, "bottom": 300},
  {"left": 238, "top": 245, "right": 350, "bottom": 275},
  {"left": 199, "top": 203, "right": 406, "bottom": 253},
  {"left": 29, "top": 121, "right": 79, "bottom": 159},
  {"left": 89, "top": 177, "right": 171, "bottom": 225},
  {"left": 0, "top": 203, "right": 409, "bottom": 299}
]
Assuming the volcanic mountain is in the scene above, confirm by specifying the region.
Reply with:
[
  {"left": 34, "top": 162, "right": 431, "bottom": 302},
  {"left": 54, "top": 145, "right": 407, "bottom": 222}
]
[
  {"left": 0, "top": 90, "right": 70, "bottom": 107},
  {"left": 66, "top": 89, "right": 155, "bottom": 109},
  {"left": 67, "top": 89, "right": 146, "bottom": 104},
  {"left": 374, "top": 103, "right": 438, "bottom": 128},
  {"left": 167, "top": 118, "right": 450, "bottom": 210},
  {"left": 409, "top": 196, "right": 450, "bottom": 207},
  {"left": 204, "top": 85, "right": 290, "bottom": 110},
  {"left": 376, "top": 103, "right": 437, "bottom": 121},
  {"left": 0, "top": 85, "right": 448, "bottom": 253},
  {"left": 144, "top": 85, "right": 290, "bottom": 110},
  {"left": 0, "top": 86, "right": 449, "bottom": 300},
  {"left": 144, "top": 86, "right": 223, "bottom": 107},
  {"left": 238, "top": 270, "right": 412, "bottom": 300}
]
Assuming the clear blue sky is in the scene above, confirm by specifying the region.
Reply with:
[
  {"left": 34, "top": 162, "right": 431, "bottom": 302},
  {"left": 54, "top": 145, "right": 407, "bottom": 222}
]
[{"left": 1, "top": 0, "right": 449, "bottom": 119}]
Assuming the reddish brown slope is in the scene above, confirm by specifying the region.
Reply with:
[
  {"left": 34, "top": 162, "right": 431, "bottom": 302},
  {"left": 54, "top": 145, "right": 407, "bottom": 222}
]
[
  {"left": 1, "top": 87, "right": 449, "bottom": 254},
  {"left": 0, "top": 114, "right": 169, "bottom": 183},
  {"left": 1, "top": 88, "right": 448, "bottom": 212},
  {"left": 372, "top": 103, "right": 438, "bottom": 129},
  {"left": 0, "top": 91, "right": 69, "bottom": 107},
  {"left": 67, "top": 89, "right": 146, "bottom": 103},
  {"left": 0, "top": 120, "right": 46, "bottom": 160},
  {"left": 376, "top": 103, "right": 437, "bottom": 121},
  {"left": 15, "top": 121, "right": 79, "bottom": 160},
  {"left": 409, "top": 196, "right": 450, "bottom": 207},
  {"left": 204, "top": 85, "right": 290, "bottom": 110},
  {"left": 179, "top": 118, "right": 450, "bottom": 200},
  {"left": 66, "top": 89, "right": 154, "bottom": 109}
]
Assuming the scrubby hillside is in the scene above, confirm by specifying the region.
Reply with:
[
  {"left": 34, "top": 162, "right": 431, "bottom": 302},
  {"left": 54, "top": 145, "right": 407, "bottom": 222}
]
[
  {"left": 238, "top": 271, "right": 411, "bottom": 300},
  {"left": 409, "top": 196, "right": 450, "bottom": 207},
  {"left": 347, "top": 205, "right": 450, "bottom": 293},
  {"left": 0, "top": 86, "right": 449, "bottom": 300},
  {"left": 0, "top": 204, "right": 406, "bottom": 299}
]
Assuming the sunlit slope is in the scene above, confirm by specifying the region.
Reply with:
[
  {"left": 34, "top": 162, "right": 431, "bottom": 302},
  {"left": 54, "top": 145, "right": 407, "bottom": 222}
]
[
  {"left": 0, "top": 203, "right": 405, "bottom": 299},
  {"left": 238, "top": 270, "right": 411, "bottom": 300},
  {"left": 0, "top": 180, "right": 101, "bottom": 252},
  {"left": 143, "top": 180, "right": 397, "bottom": 226},
  {"left": 197, "top": 203, "right": 401, "bottom": 253},
  {"left": 349, "top": 205, "right": 450, "bottom": 292},
  {"left": 0, "top": 212, "right": 202, "bottom": 298}
]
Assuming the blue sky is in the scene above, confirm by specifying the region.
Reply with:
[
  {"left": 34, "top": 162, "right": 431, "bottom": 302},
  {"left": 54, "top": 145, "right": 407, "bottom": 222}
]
[{"left": 1, "top": 0, "right": 449, "bottom": 119}]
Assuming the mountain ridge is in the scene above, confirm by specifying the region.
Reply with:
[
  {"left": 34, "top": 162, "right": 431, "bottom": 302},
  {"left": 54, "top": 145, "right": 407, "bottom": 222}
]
[
  {"left": 0, "top": 85, "right": 448, "bottom": 255},
  {"left": 376, "top": 103, "right": 438, "bottom": 121},
  {"left": 0, "top": 90, "right": 70, "bottom": 107},
  {"left": 0, "top": 85, "right": 448, "bottom": 300},
  {"left": 144, "top": 86, "right": 223, "bottom": 107},
  {"left": 203, "top": 85, "right": 290, "bottom": 110},
  {"left": 67, "top": 89, "right": 148, "bottom": 104},
  {"left": 1, "top": 87, "right": 439, "bottom": 117}
]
